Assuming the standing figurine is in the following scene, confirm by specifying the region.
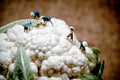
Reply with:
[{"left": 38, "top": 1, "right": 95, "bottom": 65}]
[
  {"left": 67, "top": 27, "right": 74, "bottom": 43},
  {"left": 41, "top": 16, "right": 53, "bottom": 26},
  {"left": 30, "top": 10, "right": 40, "bottom": 20},
  {"left": 23, "top": 21, "right": 32, "bottom": 32},
  {"left": 80, "top": 41, "right": 88, "bottom": 51}
]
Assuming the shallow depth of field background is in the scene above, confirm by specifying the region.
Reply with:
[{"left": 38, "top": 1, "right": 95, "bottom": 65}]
[{"left": 0, "top": 0, "right": 120, "bottom": 80}]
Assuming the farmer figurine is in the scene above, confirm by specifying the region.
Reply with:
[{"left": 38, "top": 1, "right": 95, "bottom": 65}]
[
  {"left": 30, "top": 10, "right": 40, "bottom": 20},
  {"left": 67, "top": 27, "right": 74, "bottom": 43},
  {"left": 23, "top": 21, "right": 32, "bottom": 32},
  {"left": 41, "top": 16, "right": 53, "bottom": 26},
  {"left": 80, "top": 41, "right": 87, "bottom": 51}
]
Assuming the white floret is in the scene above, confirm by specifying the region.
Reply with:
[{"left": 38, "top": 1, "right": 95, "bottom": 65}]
[
  {"left": 17, "top": 32, "right": 30, "bottom": 45},
  {"left": 0, "top": 33, "right": 7, "bottom": 40},
  {"left": 45, "top": 51, "right": 52, "bottom": 58},
  {"left": 72, "top": 66, "right": 81, "bottom": 73},
  {"left": 52, "top": 38, "right": 72, "bottom": 55},
  {"left": 30, "top": 62, "right": 38, "bottom": 74},
  {"left": 10, "top": 24, "right": 24, "bottom": 36},
  {"left": 8, "top": 63, "right": 15, "bottom": 74},
  {"left": 38, "top": 76, "right": 49, "bottom": 80},
  {"left": 0, "top": 75, "right": 6, "bottom": 80},
  {"left": 7, "top": 29, "right": 17, "bottom": 41},
  {"left": 0, "top": 51, "right": 12, "bottom": 67},
  {"left": 50, "top": 77, "right": 62, "bottom": 80},
  {"left": 85, "top": 47, "right": 93, "bottom": 54},
  {"left": 41, "top": 52, "right": 88, "bottom": 77},
  {"left": 38, "top": 52, "right": 45, "bottom": 60},
  {"left": 25, "top": 49, "right": 36, "bottom": 59},
  {"left": 34, "top": 59, "right": 41, "bottom": 67},
  {"left": 0, "top": 40, "right": 14, "bottom": 51},
  {"left": 60, "top": 74, "right": 69, "bottom": 80},
  {"left": 62, "top": 65, "right": 72, "bottom": 74}
]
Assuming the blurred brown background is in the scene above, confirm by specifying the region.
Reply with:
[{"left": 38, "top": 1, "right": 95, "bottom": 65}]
[{"left": 0, "top": 0, "right": 120, "bottom": 80}]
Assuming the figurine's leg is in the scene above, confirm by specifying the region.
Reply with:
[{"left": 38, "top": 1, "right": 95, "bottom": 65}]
[
  {"left": 29, "top": 25, "right": 32, "bottom": 31},
  {"left": 50, "top": 21, "right": 53, "bottom": 26},
  {"left": 45, "top": 21, "right": 47, "bottom": 25},
  {"left": 28, "top": 26, "right": 30, "bottom": 31},
  {"left": 67, "top": 36, "right": 73, "bottom": 44},
  {"left": 24, "top": 27, "right": 28, "bottom": 32},
  {"left": 24, "top": 30, "right": 27, "bottom": 32},
  {"left": 43, "top": 21, "right": 47, "bottom": 26}
]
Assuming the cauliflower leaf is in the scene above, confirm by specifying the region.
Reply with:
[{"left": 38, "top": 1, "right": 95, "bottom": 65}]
[{"left": 13, "top": 46, "right": 34, "bottom": 80}]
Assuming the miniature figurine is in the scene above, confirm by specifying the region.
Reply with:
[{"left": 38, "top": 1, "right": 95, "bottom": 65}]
[
  {"left": 30, "top": 10, "right": 40, "bottom": 20},
  {"left": 23, "top": 21, "right": 32, "bottom": 32},
  {"left": 41, "top": 16, "right": 53, "bottom": 26},
  {"left": 80, "top": 41, "right": 88, "bottom": 51},
  {"left": 67, "top": 27, "right": 74, "bottom": 43}
]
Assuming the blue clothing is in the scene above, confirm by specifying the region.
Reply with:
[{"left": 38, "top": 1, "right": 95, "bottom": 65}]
[
  {"left": 23, "top": 21, "right": 31, "bottom": 30},
  {"left": 42, "top": 16, "right": 51, "bottom": 21},
  {"left": 33, "top": 11, "right": 40, "bottom": 18}
]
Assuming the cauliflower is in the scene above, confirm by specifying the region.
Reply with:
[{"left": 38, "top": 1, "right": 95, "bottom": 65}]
[{"left": 0, "top": 18, "right": 103, "bottom": 80}]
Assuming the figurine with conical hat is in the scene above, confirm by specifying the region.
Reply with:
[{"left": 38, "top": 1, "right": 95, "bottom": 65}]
[{"left": 67, "top": 27, "right": 74, "bottom": 43}]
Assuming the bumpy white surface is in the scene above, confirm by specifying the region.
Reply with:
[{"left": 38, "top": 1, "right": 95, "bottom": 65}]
[
  {"left": 0, "top": 18, "right": 92, "bottom": 80},
  {"left": 0, "top": 75, "right": 6, "bottom": 80}
]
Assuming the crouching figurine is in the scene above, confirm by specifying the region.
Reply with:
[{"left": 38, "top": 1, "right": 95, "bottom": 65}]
[
  {"left": 30, "top": 10, "right": 40, "bottom": 20},
  {"left": 41, "top": 16, "right": 53, "bottom": 26},
  {"left": 23, "top": 21, "right": 32, "bottom": 32}
]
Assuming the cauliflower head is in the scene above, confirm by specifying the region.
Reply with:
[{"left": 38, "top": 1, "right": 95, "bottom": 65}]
[{"left": 0, "top": 18, "right": 103, "bottom": 80}]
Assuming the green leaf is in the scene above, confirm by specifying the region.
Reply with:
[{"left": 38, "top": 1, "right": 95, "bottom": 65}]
[
  {"left": 85, "top": 53, "right": 96, "bottom": 66},
  {"left": 33, "top": 21, "right": 43, "bottom": 28},
  {"left": 81, "top": 74, "right": 99, "bottom": 80},
  {"left": 97, "top": 61, "right": 104, "bottom": 79},
  {"left": 13, "top": 46, "right": 34, "bottom": 80},
  {"left": 0, "top": 19, "right": 42, "bottom": 33},
  {"left": 91, "top": 61, "right": 104, "bottom": 80},
  {"left": 92, "top": 47, "right": 100, "bottom": 55}
]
